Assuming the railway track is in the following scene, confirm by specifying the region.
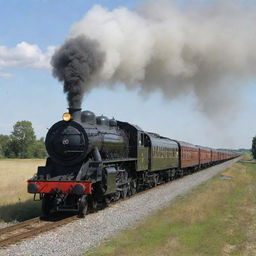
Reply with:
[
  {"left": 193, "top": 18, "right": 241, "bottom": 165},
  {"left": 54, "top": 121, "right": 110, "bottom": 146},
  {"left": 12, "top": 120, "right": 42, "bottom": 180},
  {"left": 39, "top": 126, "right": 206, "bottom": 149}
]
[
  {"left": 0, "top": 159, "right": 239, "bottom": 249},
  {"left": 0, "top": 215, "right": 78, "bottom": 248},
  {"left": 0, "top": 182, "right": 170, "bottom": 248},
  {"left": 0, "top": 185, "right": 158, "bottom": 248}
]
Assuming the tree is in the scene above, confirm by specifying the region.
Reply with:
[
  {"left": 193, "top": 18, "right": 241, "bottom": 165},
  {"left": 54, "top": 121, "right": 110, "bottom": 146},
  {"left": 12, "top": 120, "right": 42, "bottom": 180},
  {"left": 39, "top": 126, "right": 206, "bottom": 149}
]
[
  {"left": 10, "top": 121, "right": 36, "bottom": 158},
  {"left": 252, "top": 136, "right": 256, "bottom": 160},
  {"left": 28, "top": 138, "right": 47, "bottom": 158},
  {"left": 0, "top": 144, "right": 3, "bottom": 158},
  {"left": 0, "top": 121, "right": 47, "bottom": 159},
  {"left": 0, "top": 135, "right": 10, "bottom": 158}
]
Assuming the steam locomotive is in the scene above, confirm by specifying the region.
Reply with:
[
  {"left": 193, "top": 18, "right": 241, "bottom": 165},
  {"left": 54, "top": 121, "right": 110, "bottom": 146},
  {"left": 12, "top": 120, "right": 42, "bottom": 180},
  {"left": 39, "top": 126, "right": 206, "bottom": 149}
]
[{"left": 28, "top": 108, "right": 238, "bottom": 217}]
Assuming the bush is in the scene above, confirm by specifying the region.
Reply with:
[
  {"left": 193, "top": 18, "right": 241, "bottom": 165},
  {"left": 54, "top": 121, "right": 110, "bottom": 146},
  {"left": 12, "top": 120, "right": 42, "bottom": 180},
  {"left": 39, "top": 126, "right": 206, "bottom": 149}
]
[{"left": 252, "top": 136, "right": 256, "bottom": 160}]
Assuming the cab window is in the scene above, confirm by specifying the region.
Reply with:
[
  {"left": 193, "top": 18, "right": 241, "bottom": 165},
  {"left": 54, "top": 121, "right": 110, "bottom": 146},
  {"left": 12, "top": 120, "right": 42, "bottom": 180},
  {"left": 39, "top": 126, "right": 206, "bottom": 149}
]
[{"left": 138, "top": 133, "right": 144, "bottom": 146}]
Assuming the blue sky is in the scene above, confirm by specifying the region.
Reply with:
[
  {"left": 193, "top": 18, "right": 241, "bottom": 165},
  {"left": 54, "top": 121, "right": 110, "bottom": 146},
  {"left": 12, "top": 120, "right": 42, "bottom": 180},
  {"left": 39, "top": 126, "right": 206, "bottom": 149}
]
[{"left": 0, "top": 0, "right": 255, "bottom": 149}]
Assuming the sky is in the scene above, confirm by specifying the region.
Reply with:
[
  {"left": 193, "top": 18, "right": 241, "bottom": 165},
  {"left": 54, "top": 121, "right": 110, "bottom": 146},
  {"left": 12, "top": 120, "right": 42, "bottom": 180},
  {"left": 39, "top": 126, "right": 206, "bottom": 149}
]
[{"left": 0, "top": 0, "right": 255, "bottom": 149}]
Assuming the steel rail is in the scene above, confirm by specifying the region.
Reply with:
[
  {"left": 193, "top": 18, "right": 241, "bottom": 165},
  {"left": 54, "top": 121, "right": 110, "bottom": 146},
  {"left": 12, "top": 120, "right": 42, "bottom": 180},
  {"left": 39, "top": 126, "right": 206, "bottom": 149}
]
[{"left": 0, "top": 216, "right": 77, "bottom": 248}]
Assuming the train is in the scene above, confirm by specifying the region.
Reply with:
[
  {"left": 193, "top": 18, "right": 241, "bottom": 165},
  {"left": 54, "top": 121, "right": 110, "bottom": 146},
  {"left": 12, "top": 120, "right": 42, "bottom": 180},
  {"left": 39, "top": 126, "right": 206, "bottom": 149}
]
[{"left": 27, "top": 108, "right": 239, "bottom": 217}]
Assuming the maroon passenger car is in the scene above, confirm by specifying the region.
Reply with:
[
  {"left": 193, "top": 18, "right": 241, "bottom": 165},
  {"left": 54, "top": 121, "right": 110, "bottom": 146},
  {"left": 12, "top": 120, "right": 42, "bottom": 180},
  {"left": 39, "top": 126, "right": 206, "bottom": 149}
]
[
  {"left": 197, "top": 146, "right": 212, "bottom": 167},
  {"left": 211, "top": 149, "right": 219, "bottom": 163},
  {"left": 176, "top": 141, "right": 199, "bottom": 169}
]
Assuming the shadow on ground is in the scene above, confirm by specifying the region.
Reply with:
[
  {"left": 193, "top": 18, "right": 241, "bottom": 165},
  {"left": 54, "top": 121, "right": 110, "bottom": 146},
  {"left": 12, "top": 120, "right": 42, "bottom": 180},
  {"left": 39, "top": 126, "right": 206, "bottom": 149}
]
[{"left": 0, "top": 199, "right": 41, "bottom": 222}]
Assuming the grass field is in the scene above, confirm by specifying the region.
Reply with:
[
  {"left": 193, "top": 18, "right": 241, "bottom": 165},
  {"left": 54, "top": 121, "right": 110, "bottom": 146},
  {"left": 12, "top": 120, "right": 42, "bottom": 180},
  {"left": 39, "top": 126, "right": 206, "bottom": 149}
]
[
  {"left": 0, "top": 159, "right": 45, "bottom": 222},
  {"left": 88, "top": 155, "right": 256, "bottom": 256}
]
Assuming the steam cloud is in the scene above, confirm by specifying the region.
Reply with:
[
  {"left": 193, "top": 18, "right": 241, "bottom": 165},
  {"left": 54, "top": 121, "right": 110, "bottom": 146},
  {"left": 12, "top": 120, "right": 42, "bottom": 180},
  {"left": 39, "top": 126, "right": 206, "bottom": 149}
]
[
  {"left": 51, "top": 36, "right": 105, "bottom": 108},
  {"left": 53, "top": 0, "right": 256, "bottom": 118}
]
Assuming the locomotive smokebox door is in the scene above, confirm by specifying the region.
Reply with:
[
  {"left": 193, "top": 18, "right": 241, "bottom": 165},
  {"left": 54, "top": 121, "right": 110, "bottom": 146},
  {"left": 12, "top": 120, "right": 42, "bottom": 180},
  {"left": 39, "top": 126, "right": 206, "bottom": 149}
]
[{"left": 137, "top": 132, "right": 149, "bottom": 171}]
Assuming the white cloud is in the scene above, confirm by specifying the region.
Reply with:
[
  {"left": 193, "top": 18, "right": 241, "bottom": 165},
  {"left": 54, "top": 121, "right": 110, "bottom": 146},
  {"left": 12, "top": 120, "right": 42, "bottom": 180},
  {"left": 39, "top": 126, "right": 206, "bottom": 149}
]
[
  {"left": 0, "top": 71, "right": 12, "bottom": 78},
  {"left": 0, "top": 42, "right": 56, "bottom": 78}
]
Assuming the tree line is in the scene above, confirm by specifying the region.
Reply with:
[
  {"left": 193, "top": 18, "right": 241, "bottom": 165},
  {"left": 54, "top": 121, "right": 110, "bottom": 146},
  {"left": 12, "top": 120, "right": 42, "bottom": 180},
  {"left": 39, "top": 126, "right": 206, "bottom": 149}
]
[
  {"left": 0, "top": 121, "right": 47, "bottom": 159},
  {"left": 252, "top": 136, "right": 256, "bottom": 160}
]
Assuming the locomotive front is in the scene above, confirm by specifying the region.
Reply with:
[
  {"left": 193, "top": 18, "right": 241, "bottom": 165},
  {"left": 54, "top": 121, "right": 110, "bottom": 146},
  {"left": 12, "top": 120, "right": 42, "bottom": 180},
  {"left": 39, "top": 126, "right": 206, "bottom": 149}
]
[
  {"left": 28, "top": 108, "right": 129, "bottom": 216},
  {"left": 45, "top": 117, "right": 89, "bottom": 166}
]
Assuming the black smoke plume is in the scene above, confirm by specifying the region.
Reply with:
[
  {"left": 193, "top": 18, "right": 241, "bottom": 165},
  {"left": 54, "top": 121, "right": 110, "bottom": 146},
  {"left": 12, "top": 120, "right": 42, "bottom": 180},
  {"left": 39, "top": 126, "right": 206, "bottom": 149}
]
[{"left": 51, "top": 35, "right": 105, "bottom": 108}]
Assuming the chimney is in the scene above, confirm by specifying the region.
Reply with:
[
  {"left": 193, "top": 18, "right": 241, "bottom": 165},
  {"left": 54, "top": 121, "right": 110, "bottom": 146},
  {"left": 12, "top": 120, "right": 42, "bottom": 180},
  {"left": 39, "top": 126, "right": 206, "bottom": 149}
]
[{"left": 68, "top": 108, "right": 82, "bottom": 122}]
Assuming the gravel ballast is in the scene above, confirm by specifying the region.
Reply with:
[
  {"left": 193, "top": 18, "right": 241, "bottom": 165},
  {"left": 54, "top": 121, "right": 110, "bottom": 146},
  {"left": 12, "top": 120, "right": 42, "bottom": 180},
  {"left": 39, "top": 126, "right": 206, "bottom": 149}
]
[{"left": 0, "top": 158, "right": 239, "bottom": 256}]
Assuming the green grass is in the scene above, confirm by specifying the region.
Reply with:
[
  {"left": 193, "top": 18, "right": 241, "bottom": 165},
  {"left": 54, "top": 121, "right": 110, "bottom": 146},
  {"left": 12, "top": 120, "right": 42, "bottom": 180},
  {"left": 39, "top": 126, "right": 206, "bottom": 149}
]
[
  {"left": 87, "top": 158, "right": 256, "bottom": 256},
  {"left": 0, "top": 159, "right": 45, "bottom": 222},
  {"left": 0, "top": 200, "right": 41, "bottom": 222}
]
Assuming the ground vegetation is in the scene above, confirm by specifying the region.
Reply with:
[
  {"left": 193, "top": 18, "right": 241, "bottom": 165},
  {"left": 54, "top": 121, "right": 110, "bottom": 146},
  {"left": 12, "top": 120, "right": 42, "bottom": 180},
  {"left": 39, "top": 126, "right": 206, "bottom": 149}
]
[{"left": 0, "top": 159, "right": 45, "bottom": 222}]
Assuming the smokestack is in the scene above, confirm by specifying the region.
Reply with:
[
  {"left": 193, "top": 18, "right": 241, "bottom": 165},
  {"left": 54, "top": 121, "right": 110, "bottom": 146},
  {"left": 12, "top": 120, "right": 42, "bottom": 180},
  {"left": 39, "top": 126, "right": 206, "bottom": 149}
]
[{"left": 68, "top": 108, "right": 82, "bottom": 122}]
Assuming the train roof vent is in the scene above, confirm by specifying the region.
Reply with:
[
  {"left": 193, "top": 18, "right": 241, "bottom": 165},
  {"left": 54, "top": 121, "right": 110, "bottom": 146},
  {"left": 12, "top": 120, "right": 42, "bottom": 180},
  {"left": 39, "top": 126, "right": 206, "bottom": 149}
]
[
  {"left": 81, "top": 110, "right": 96, "bottom": 124},
  {"left": 109, "top": 118, "right": 117, "bottom": 127},
  {"left": 96, "top": 115, "right": 109, "bottom": 126}
]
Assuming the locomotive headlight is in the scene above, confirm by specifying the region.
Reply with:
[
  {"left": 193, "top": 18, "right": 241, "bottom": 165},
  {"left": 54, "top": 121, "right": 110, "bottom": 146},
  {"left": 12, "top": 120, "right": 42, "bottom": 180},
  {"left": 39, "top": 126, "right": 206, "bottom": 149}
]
[{"left": 63, "top": 112, "right": 71, "bottom": 122}]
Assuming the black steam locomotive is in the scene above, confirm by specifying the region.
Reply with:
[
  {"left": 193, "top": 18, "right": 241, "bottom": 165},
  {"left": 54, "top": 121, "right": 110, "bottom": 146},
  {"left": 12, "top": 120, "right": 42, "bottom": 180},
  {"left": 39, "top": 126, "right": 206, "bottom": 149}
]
[{"left": 28, "top": 108, "right": 237, "bottom": 217}]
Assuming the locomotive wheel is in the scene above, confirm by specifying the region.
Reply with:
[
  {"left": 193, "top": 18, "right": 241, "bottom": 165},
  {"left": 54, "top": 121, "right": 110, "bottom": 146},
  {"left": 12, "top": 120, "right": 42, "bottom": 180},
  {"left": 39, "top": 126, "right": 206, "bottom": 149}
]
[
  {"left": 130, "top": 180, "right": 137, "bottom": 195},
  {"left": 42, "top": 194, "right": 55, "bottom": 218},
  {"left": 114, "top": 191, "right": 121, "bottom": 201},
  {"left": 127, "top": 183, "right": 132, "bottom": 197},
  {"left": 153, "top": 174, "right": 159, "bottom": 187},
  {"left": 105, "top": 196, "right": 111, "bottom": 206},
  {"left": 88, "top": 197, "right": 98, "bottom": 212},
  {"left": 121, "top": 186, "right": 128, "bottom": 199},
  {"left": 167, "top": 171, "right": 171, "bottom": 182},
  {"left": 78, "top": 195, "right": 88, "bottom": 218},
  {"left": 91, "top": 199, "right": 98, "bottom": 212}
]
